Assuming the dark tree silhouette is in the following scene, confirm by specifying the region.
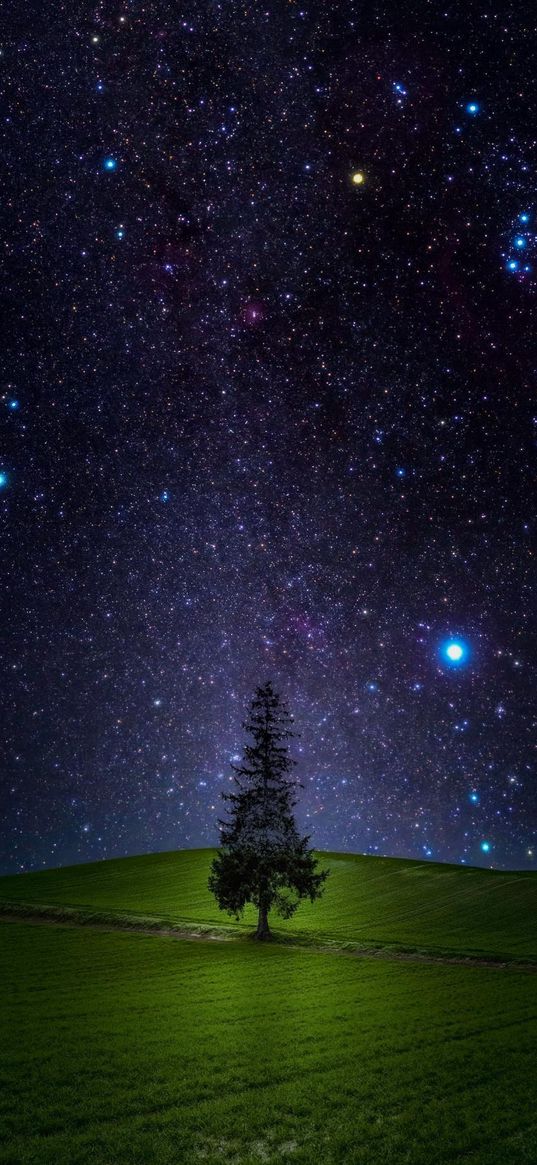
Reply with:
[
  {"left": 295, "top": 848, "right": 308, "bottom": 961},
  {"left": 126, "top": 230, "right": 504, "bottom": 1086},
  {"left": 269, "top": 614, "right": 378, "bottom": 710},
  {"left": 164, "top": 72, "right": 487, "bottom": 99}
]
[{"left": 209, "top": 681, "right": 328, "bottom": 939}]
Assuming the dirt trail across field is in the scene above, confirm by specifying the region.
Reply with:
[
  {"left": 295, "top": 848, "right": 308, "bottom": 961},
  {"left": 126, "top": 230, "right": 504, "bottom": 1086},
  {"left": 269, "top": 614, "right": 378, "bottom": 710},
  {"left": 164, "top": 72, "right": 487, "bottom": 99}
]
[{"left": 2, "top": 906, "right": 537, "bottom": 971}]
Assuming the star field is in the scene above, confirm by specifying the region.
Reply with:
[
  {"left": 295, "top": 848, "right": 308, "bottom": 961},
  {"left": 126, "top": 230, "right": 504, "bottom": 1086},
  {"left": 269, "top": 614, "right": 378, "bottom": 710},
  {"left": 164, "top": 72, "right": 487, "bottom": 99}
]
[{"left": 1, "top": 2, "right": 536, "bottom": 873}]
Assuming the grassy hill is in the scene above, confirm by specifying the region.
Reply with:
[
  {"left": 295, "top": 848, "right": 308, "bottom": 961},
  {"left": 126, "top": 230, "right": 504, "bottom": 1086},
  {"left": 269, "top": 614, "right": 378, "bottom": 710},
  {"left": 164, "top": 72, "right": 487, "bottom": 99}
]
[
  {"left": 2, "top": 850, "right": 537, "bottom": 1164},
  {"left": 1, "top": 848, "right": 536, "bottom": 959}
]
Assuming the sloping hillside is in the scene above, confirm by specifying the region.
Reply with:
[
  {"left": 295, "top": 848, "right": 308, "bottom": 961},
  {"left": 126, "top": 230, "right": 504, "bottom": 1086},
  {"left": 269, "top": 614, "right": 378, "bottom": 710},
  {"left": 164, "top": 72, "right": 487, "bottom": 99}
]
[{"left": 1, "top": 848, "right": 536, "bottom": 959}]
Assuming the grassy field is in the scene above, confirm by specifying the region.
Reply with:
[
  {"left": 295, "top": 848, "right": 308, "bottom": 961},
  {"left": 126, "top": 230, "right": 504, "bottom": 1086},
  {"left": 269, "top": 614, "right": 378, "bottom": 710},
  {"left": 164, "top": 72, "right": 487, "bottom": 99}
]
[
  {"left": 1, "top": 848, "right": 536, "bottom": 959},
  {"left": 2, "top": 850, "right": 537, "bottom": 1164},
  {"left": 2, "top": 920, "right": 537, "bottom": 1165}
]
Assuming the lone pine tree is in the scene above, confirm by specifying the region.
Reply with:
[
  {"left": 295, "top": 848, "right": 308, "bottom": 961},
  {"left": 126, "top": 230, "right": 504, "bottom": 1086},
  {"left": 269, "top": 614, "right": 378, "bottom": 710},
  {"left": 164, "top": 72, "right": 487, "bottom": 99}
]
[{"left": 209, "top": 681, "right": 328, "bottom": 939}]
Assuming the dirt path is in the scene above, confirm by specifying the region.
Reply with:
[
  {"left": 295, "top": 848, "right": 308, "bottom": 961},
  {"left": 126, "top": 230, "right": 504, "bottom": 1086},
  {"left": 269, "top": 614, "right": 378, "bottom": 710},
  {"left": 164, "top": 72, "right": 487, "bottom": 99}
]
[{"left": 2, "top": 907, "right": 536, "bottom": 971}]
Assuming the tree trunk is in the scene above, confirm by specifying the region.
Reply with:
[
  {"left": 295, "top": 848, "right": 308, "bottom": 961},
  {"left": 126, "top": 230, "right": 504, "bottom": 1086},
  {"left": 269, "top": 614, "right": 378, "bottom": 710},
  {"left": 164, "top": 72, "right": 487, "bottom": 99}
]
[{"left": 255, "top": 897, "right": 271, "bottom": 940}]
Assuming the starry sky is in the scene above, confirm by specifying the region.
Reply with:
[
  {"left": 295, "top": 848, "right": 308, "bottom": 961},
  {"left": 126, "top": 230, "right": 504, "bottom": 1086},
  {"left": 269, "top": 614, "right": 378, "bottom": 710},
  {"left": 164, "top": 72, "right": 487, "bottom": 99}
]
[{"left": 1, "top": 1, "right": 536, "bottom": 875}]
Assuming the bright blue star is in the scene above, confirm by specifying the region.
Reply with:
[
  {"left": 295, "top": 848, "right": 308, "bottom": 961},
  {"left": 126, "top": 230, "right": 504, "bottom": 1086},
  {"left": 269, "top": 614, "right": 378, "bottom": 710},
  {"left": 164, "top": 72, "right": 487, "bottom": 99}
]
[
  {"left": 446, "top": 643, "right": 463, "bottom": 660},
  {"left": 395, "top": 467, "right": 406, "bottom": 478},
  {"left": 7, "top": 399, "right": 19, "bottom": 410},
  {"left": 469, "top": 792, "right": 480, "bottom": 804},
  {"left": 514, "top": 236, "right": 527, "bottom": 249},
  {"left": 0, "top": 472, "right": 8, "bottom": 489},
  {"left": 465, "top": 101, "right": 480, "bottom": 115},
  {"left": 160, "top": 490, "right": 169, "bottom": 502},
  {"left": 507, "top": 259, "right": 519, "bottom": 271},
  {"left": 103, "top": 157, "right": 117, "bottom": 171},
  {"left": 480, "top": 841, "right": 491, "bottom": 853},
  {"left": 116, "top": 229, "right": 124, "bottom": 239},
  {"left": 519, "top": 213, "right": 530, "bottom": 224},
  {"left": 440, "top": 639, "right": 469, "bottom": 666}
]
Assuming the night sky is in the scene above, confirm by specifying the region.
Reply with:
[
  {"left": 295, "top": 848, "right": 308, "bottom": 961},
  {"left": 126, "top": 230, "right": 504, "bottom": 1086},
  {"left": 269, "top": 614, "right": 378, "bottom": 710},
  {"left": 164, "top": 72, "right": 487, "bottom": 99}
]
[{"left": 2, "top": 2, "right": 536, "bottom": 875}]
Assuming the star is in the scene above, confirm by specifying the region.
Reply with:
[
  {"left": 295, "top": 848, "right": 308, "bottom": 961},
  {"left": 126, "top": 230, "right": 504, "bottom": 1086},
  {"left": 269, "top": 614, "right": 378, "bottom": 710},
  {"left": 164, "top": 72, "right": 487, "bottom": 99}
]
[
  {"left": 446, "top": 643, "right": 463, "bottom": 661},
  {"left": 440, "top": 639, "right": 469, "bottom": 666},
  {"left": 103, "top": 157, "right": 117, "bottom": 171},
  {"left": 351, "top": 171, "right": 365, "bottom": 186},
  {"left": 465, "top": 101, "right": 480, "bottom": 115},
  {"left": 0, "top": 471, "right": 9, "bottom": 489},
  {"left": 480, "top": 841, "right": 491, "bottom": 853}
]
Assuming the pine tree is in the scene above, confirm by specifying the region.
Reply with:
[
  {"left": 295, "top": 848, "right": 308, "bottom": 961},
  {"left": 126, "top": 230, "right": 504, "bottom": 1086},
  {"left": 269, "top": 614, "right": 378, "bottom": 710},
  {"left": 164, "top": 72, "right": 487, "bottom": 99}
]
[{"left": 208, "top": 681, "right": 328, "bottom": 939}]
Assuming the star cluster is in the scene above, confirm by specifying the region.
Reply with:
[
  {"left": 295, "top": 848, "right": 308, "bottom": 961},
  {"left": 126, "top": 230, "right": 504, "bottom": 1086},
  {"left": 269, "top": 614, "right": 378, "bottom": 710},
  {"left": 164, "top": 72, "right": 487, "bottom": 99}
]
[{"left": 1, "top": 2, "right": 535, "bottom": 874}]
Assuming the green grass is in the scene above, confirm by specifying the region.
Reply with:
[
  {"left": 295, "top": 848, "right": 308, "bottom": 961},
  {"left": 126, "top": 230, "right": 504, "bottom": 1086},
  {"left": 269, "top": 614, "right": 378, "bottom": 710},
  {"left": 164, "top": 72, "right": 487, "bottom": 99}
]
[
  {"left": 2, "top": 920, "right": 537, "bottom": 1165},
  {"left": 2, "top": 850, "right": 537, "bottom": 1163},
  {"left": 1, "top": 848, "right": 536, "bottom": 959}
]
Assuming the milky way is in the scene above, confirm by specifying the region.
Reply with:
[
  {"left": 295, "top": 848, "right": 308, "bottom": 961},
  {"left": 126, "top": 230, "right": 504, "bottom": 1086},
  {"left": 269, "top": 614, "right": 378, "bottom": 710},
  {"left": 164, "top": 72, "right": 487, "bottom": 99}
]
[{"left": 1, "top": 3, "right": 536, "bottom": 873}]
